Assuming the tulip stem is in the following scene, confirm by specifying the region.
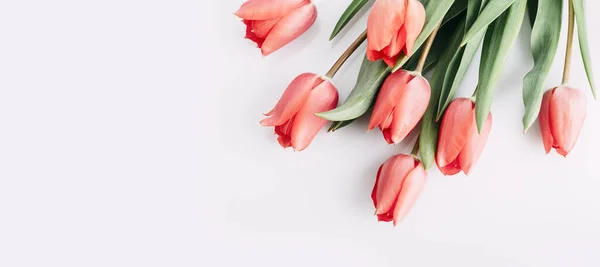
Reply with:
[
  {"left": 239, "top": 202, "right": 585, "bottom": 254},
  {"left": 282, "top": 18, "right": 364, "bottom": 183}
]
[
  {"left": 562, "top": 0, "right": 575, "bottom": 85},
  {"left": 415, "top": 22, "right": 442, "bottom": 74},
  {"left": 325, "top": 30, "right": 368, "bottom": 79},
  {"left": 410, "top": 137, "right": 420, "bottom": 157}
]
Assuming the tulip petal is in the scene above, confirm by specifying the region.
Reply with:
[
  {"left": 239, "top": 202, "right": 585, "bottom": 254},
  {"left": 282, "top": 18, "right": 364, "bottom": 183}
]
[
  {"left": 274, "top": 116, "right": 295, "bottom": 148},
  {"left": 366, "top": 48, "right": 385, "bottom": 63},
  {"left": 538, "top": 89, "right": 554, "bottom": 154},
  {"left": 402, "top": 0, "right": 426, "bottom": 55},
  {"left": 290, "top": 80, "right": 338, "bottom": 151},
  {"left": 436, "top": 98, "right": 475, "bottom": 167},
  {"left": 367, "top": 0, "right": 406, "bottom": 51},
  {"left": 261, "top": 73, "right": 320, "bottom": 126},
  {"left": 388, "top": 75, "right": 430, "bottom": 144},
  {"left": 243, "top": 19, "right": 266, "bottom": 48},
  {"left": 393, "top": 161, "right": 426, "bottom": 226},
  {"left": 261, "top": 3, "right": 317, "bottom": 56},
  {"left": 459, "top": 112, "right": 492, "bottom": 175},
  {"left": 374, "top": 155, "right": 415, "bottom": 216},
  {"left": 252, "top": 18, "right": 280, "bottom": 38},
  {"left": 368, "top": 70, "right": 412, "bottom": 131},
  {"left": 438, "top": 158, "right": 462, "bottom": 176},
  {"left": 235, "top": 0, "right": 310, "bottom": 20},
  {"left": 371, "top": 165, "right": 383, "bottom": 208},
  {"left": 549, "top": 86, "right": 587, "bottom": 156},
  {"left": 382, "top": 28, "right": 406, "bottom": 61}
]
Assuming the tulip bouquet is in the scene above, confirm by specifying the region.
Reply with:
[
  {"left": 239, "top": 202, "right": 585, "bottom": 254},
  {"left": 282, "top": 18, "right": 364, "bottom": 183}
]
[{"left": 235, "top": 0, "right": 595, "bottom": 225}]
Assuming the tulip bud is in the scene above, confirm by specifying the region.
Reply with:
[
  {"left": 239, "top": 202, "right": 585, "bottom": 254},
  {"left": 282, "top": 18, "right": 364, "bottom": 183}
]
[
  {"left": 368, "top": 70, "right": 431, "bottom": 144},
  {"left": 372, "top": 154, "right": 427, "bottom": 226},
  {"left": 367, "top": 0, "right": 426, "bottom": 67},
  {"left": 436, "top": 98, "right": 492, "bottom": 176},
  {"left": 261, "top": 73, "right": 338, "bottom": 151},
  {"left": 538, "top": 86, "right": 587, "bottom": 157},
  {"left": 235, "top": 0, "right": 317, "bottom": 56}
]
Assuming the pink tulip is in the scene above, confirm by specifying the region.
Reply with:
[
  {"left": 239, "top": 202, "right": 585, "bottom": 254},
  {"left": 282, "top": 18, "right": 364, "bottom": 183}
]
[
  {"left": 367, "top": 0, "right": 426, "bottom": 67},
  {"left": 261, "top": 73, "right": 338, "bottom": 151},
  {"left": 538, "top": 86, "right": 587, "bottom": 157},
  {"left": 436, "top": 98, "right": 492, "bottom": 176},
  {"left": 235, "top": 0, "right": 317, "bottom": 56},
  {"left": 368, "top": 70, "right": 431, "bottom": 144},
  {"left": 372, "top": 154, "right": 427, "bottom": 225}
]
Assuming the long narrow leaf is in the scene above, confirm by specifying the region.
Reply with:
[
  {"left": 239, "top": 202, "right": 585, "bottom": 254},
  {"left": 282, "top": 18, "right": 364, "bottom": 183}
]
[
  {"left": 461, "top": 0, "right": 517, "bottom": 46},
  {"left": 392, "top": 0, "right": 456, "bottom": 72},
  {"left": 330, "top": 0, "right": 370, "bottom": 40},
  {"left": 572, "top": 0, "right": 597, "bottom": 98},
  {"left": 522, "top": 0, "right": 562, "bottom": 131},
  {"left": 475, "top": 0, "right": 527, "bottom": 131},
  {"left": 527, "top": 0, "right": 539, "bottom": 26}
]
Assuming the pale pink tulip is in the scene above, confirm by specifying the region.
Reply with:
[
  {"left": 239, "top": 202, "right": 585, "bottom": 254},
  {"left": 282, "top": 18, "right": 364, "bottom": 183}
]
[
  {"left": 368, "top": 70, "right": 430, "bottom": 144},
  {"left": 436, "top": 98, "right": 492, "bottom": 176},
  {"left": 235, "top": 0, "right": 317, "bottom": 56},
  {"left": 367, "top": 0, "right": 426, "bottom": 67},
  {"left": 261, "top": 73, "right": 338, "bottom": 151},
  {"left": 539, "top": 86, "right": 587, "bottom": 157},
  {"left": 372, "top": 154, "right": 427, "bottom": 225}
]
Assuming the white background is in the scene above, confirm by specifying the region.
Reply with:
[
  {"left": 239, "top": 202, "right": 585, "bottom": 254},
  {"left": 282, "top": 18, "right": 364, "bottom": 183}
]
[{"left": 1, "top": 0, "right": 599, "bottom": 266}]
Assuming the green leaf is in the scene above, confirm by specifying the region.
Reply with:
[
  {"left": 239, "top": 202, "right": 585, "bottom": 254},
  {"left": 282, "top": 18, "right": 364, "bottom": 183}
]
[
  {"left": 461, "top": 0, "right": 518, "bottom": 46},
  {"left": 316, "top": 57, "right": 390, "bottom": 121},
  {"left": 522, "top": 0, "right": 562, "bottom": 132},
  {"left": 443, "top": 0, "right": 468, "bottom": 25},
  {"left": 328, "top": 119, "right": 357, "bottom": 132},
  {"left": 475, "top": 0, "right": 527, "bottom": 131},
  {"left": 572, "top": 0, "right": 597, "bottom": 98},
  {"left": 329, "top": 0, "right": 370, "bottom": 40},
  {"left": 392, "top": 0, "right": 457, "bottom": 72},
  {"left": 419, "top": 16, "right": 466, "bottom": 170},
  {"left": 436, "top": 0, "right": 487, "bottom": 120},
  {"left": 527, "top": 0, "right": 539, "bottom": 26}
]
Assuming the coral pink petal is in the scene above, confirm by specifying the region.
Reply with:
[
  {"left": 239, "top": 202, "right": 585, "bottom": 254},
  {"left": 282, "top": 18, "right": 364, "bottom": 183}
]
[
  {"left": 402, "top": 0, "right": 426, "bottom": 55},
  {"left": 290, "top": 80, "right": 338, "bottom": 151},
  {"left": 243, "top": 19, "right": 266, "bottom": 48},
  {"left": 388, "top": 76, "right": 430, "bottom": 144},
  {"left": 252, "top": 18, "right": 280, "bottom": 38},
  {"left": 382, "top": 29, "right": 406, "bottom": 60},
  {"left": 383, "top": 56, "right": 398, "bottom": 68},
  {"left": 371, "top": 165, "right": 383, "bottom": 208},
  {"left": 393, "top": 162, "right": 426, "bottom": 226},
  {"left": 374, "top": 155, "right": 415, "bottom": 215},
  {"left": 367, "top": 0, "right": 406, "bottom": 51},
  {"left": 549, "top": 86, "right": 587, "bottom": 156},
  {"left": 368, "top": 70, "right": 412, "bottom": 130},
  {"left": 438, "top": 158, "right": 462, "bottom": 176},
  {"left": 366, "top": 49, "right": 385, "bottom": 62},
  {"left": 234, "top": 0, "right": 309, "bottom": 20},
  {"left": 261, "top": 3, "right": 317, "bottom": 56},
  {"left": 261, "top": 73, "right": 320, "bottom": 126},
  {"left": 459, "top": 112, "right": 492, "bottom": 175},
  {"left": 436, "top": 98, "right": 475, "bottom": 167},
  {"left": 538, "top": 89, "right": 554, "bottom": 154}
]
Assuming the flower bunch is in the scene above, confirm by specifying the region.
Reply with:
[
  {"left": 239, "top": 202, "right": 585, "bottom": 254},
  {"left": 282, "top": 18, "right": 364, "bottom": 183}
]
[{"left": 235, "top": 0, "right": 595, "bottom": 225}]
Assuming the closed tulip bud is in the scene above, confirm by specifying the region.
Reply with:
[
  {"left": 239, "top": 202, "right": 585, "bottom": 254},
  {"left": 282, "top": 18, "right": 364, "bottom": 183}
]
[
  {"left": 261, "top": 73, "right": 338, "bottom": 151},
  {"left": 436, "top": 98, "right": 492, "bottom": 176},
  {"left": 367, "top": 0, "right": 426, "bottom": 67},
  {"left": 538, "top": 86, "right": 587, "bottom": 157},
  {"left": 372, "top": 154, "right": 427, "bottom": 226},
  {"left": 235, "top": 0, "right": 317, "bottom": 56},
  {"left": 368, "top": 70, "right": 431, "bottom": 144}
]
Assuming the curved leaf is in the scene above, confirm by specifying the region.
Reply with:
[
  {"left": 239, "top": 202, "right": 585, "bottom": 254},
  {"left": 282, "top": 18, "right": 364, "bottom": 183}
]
[
  {"left": 444, "top": 0, "right": 468, "bottom": 25},
  {"left": 572, "top": 0, "right": 597, "bottom": 98},
  {"left": 392, "top": 0, "right": 457, "bottom": 72},
  {"left": 527, "top": 0, "right": 539, "bottom": 26},
  {"left": 475, "top": 0, "right": 527, "bottom": 132},
  {"left": 522, "top": 0, "right": 562, "bottom": 132},
  {"left": 461, "top": 0, "right": 517, "bottom": 46},
  {"left": 316, "top": 57, "right": 389, "bottom": 121},
  {"left": 330, "top": 0, "right": 370, "bottom": 40}
]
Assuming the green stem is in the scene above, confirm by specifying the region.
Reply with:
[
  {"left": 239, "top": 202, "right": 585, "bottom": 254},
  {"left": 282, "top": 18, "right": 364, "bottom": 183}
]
[
  {"left": 562, "top": 0, "right": 575, "bottom": 85},
  {"left": 325, "top": 30, "right": 368, "bottom": 78},
  {"left": 414, "top": 22, "right": 442, "bottom": 73}
]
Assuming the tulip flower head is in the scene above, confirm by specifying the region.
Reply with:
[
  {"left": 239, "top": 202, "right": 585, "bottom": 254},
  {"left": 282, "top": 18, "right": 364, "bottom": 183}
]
[
  {"left": 436, "top": 98, "right": 492, "bottom": 176},
  {"left": 367, "top": 0, "right": 426, "bottom": 67},
  {"left": 372, "top": 154, "right": 427, "bottom": 226},
  {"left": 368, "top": 70, "right": 431, "bottom": 144},
  {"left": 235, "top": 0, "right": 317, "bottom": 56},
  {"left": 261, "top": 73, "right": 338, "bottom": 151},
  {"left": 538, "top": 86, "right": 587, "bottom": 157}
]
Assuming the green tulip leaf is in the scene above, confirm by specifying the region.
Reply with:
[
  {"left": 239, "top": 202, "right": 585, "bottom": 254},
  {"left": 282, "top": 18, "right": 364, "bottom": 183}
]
[
  {"left": 522, "top": 0, "right": 562, "bottom": 132},
  {"left": 330, "top": 0, "right": 370, "bottom": 41},
  {"left": 475, "top": 0, "right": 527, "bottom": 132},
  {"left": 461, "top": 0, "right": 518, "bottom": 46},
  {"left": 527, "top": 0, "right": 539, "bottom": 26},
  {"left": 572, "top": 0, "right": 597, "bottom": 98},
  {"left": 392, "top": 0, "right": 456, "bottom": 72},
  {"left": 444, "top": 0, "right": 468, "bottom": 25}
]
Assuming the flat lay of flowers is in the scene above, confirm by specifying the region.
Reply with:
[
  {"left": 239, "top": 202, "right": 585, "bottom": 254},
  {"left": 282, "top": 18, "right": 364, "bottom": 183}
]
[{"left": 234, "top": 0, "right": 595, "bottom": 226}]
